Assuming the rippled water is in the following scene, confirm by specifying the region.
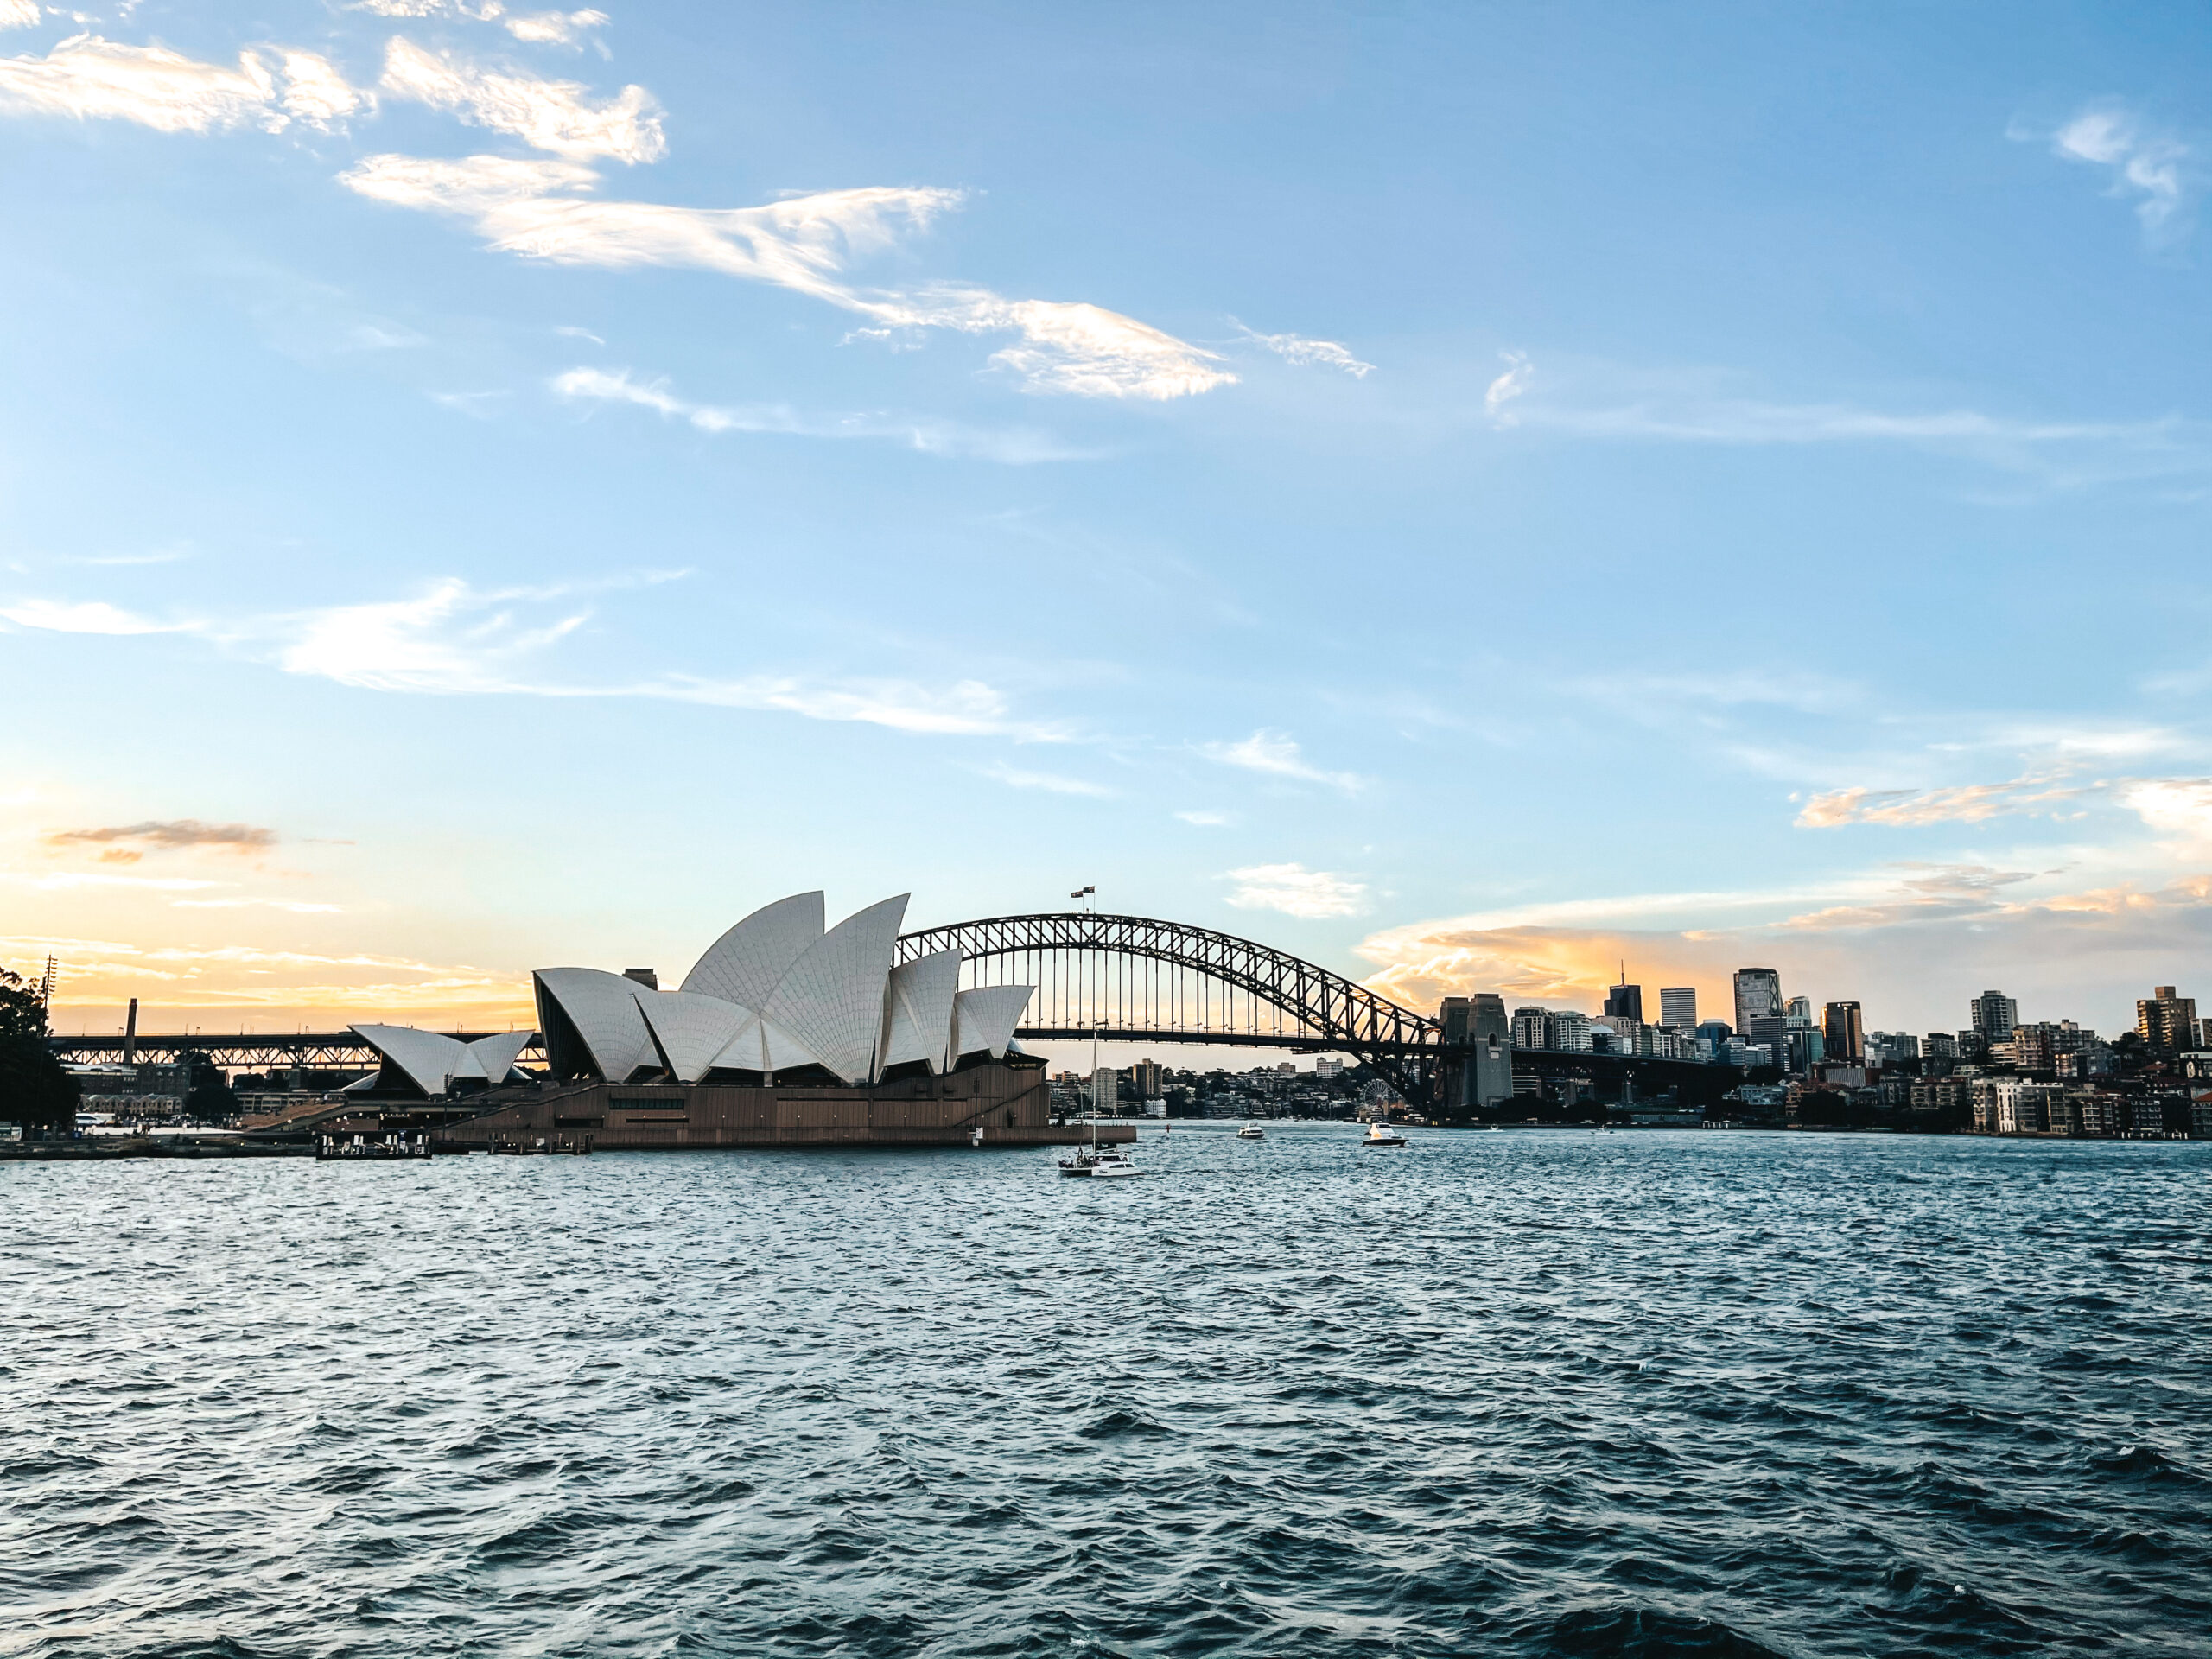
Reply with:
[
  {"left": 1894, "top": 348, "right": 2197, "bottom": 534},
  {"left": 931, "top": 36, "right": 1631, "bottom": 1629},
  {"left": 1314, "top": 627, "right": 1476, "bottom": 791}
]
[{"left": 4, "top": 1128, "right": 2209, "bottom": 1658}]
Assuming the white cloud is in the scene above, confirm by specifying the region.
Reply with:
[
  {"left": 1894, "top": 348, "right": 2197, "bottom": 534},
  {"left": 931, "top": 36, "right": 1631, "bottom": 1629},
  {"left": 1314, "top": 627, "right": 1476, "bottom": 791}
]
[
  {"left": 0, "top": 35, "right": 366, "bottom": 134},
  {"left": 503, "top": 9, "right": 607, "bottom": 45},
  {"left": 2120, "top": 778, "right": 2212, "bottom": 843},
  {"left": 550, "top": 365, "right": 1090, "bottom": 463},
  {"left": 1796, "top": 774, "right": 2087, "bottom": 829},
  {"left": 1231, "top": 319, "right": 1373, "bottom": 378},
  {"left": 983, "top": 763, "right": 1115, "bottom": 797},
  {"left": 1199, "top": 728, "right": 1363, "bottom": 793},
  {"left": 1224, "top": 862, "right": 1368, "bottom": 919},
  {"left": 0, "top": 597, "right": 188, "bottom": 634},
  {"left": 0, "top": 2, "right": 41, "bottom": 30},
  {"left": 340, "top": 156, "right": 1234, "bottom": 399},
  {"left": 2044, "top": 102, "right": 2199, "bottom": 245},
  {"left": 277, "top": 50, "right": 365, "bottom": 128},
  {"left": 379, "top": 37, "right": 663, "bottom": 163},
  {"left": 1484, "top": 350, "right": 1532, "bottom": 422},
  {"left": 1175, "top": 810, "right": 1230, "bottom": 826},
  {"left": 0, "top": 35, "right": 281, "bottom": 132},
  {"left": 1493, "top": 364, "right": 2209, "bottom": 490},
  {"left": 19, "top": 574, "right": 1059, "bottom": 741}
]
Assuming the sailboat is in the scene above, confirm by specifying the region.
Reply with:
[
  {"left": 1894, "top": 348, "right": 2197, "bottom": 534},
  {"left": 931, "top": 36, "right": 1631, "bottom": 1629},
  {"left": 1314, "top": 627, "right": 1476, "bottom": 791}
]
[{"left": 1058, "top": 1024, "right": 1139, "bottom": 1177}]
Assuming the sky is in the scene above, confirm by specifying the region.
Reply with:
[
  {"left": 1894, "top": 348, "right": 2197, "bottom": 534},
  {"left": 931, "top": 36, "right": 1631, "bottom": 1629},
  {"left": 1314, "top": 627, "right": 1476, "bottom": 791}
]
[{"left": 2, "top": 0, "right": 2208, "bottom": 1054}]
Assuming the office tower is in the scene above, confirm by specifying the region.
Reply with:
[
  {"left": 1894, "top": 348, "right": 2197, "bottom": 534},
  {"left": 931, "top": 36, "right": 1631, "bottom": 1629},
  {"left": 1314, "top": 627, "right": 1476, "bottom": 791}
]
[
  {"left": 2136, "top": 985, "right": 2200, "bottom": 1052},
  {"left": 1548, "top": 1010, "right": 1592, "bottom": 1052},
  {"left": 1604, "top": 977, "right": 1643, "bottom": 1021},
  {"left": 1510, "top": 1007, "right": 1549, "bottom": 1049},
  {"left": 1695, "top": 1018, "right": 1733, "bottom": 1048},
  {"left": 1785, "top": 995, "right": 1814, "bottom": 1023},
  {"left": 1734, "top": 968, "right": 1782, "bottom": 1033},
  {"left": 1970, "top": 991, "right": 2018, "bottom": 1042},
  {"left": 1822, "top": 1001, "right": 1865, "bottom": 1064},
  {"left": 1659, "top": 988, "right": 1697, "bottom": 1031}
]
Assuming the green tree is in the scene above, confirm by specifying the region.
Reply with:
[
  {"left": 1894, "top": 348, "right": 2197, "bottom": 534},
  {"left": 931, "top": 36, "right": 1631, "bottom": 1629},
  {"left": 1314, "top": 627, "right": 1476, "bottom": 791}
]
[{"left": 0, "top": 968, "right": 80, "bottom": 1135}]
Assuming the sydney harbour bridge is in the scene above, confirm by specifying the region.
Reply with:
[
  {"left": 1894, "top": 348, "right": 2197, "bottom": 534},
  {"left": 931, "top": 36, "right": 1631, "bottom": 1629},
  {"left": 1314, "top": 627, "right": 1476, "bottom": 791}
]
[{"left": 45, "top": 911, "right": 1737, "bottom": 1111}]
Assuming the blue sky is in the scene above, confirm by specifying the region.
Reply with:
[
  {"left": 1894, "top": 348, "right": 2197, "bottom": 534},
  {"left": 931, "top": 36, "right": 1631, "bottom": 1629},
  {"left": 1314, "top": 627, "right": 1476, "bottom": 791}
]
[{"left": 2, "top": 0, "right": 2208, "bottom": 1046}]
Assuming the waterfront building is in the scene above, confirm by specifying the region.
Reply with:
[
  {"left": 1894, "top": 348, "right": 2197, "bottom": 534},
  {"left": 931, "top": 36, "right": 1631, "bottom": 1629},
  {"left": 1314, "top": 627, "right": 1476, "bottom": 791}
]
[
  {"left": 1130, "top": 1058, "right": 1164, "bottom": 1097},
  {"left": 1865, "top": 1030, "right": 1917, "bottom": 1069},
  {"left": 1510, "top": 1007, "right": 1549, "bottom": 1048},
  {"left": 1822, "top": 1001, "right": 1865, "bottom": 1065},
  {"left": 2137, "top": 985, "right": 2200, "bottom": 1052},
  {"left": 1734, "top": 969, "right": 1783, "bottom": 1033},
  {"left": 1971, "top": 990, "right": 2018, "bottom": 1043},
  {"left": 1548, "top": 1010, "right": 1592, "bottom": 1052},
  {"left": 1659, "top": 988, "right": 1697, "bottom": 1032}
]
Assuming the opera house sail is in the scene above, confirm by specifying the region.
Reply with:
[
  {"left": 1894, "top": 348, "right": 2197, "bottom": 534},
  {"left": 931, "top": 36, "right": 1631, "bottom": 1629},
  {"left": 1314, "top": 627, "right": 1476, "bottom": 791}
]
[{"left": 344, "top": 891, "right": 1117, "bottom": 1151}]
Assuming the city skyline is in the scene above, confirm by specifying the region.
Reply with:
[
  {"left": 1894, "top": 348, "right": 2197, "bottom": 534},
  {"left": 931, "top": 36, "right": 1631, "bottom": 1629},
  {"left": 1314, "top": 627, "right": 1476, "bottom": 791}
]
[{"left": 3, "top": 3, "right": 2208, "bottom": 1041}]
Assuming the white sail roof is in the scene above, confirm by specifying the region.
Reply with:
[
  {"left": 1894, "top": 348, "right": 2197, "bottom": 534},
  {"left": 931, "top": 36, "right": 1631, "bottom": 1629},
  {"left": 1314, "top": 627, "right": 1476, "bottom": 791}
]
[
  {"left": 706, "top": 1008, "right": 821, "bottom": 1076},
  {"left": 953, "top": 984, "right": 1034, "bottom": 1061},
  {"left": 638, "top": 990, "right": 753, "bottom": 1084},
  {"left": 353, "top": 1023, "right": 467, "bottom": 1096},
  {"left": 533, "top": 967, "right": 657, "bottom": 1082},
  {"left": 760, "top": 893, "right": 909, "bottom": 1084},
  {"left": 880, "top": 949, "right": 962, "bottom": 1074},
  {"left": 681, "top": 891, "right": 823, "bottom": 1009},
  {"left": 463, "top": 1029, "right": 536, "bottom": 1084}
]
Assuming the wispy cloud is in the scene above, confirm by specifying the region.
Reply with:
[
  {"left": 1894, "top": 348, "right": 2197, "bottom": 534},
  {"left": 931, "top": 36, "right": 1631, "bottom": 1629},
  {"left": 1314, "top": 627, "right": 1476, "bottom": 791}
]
[
  {"left": 1175, "top": 810, "right": 1230, "bottom": 827},
  {"left": 1224, "top": 862, "right": 1367, "bottom": 919},
  {"left": 983, "top": 763, "right": 1115, "bottom": 797},
  {"left": 502, "top": 10, "right": 608, "bottom": 46},
  {"left": 0, "top": 2, "right": 41, "bottom": 31},
  {"left": 1199, "top": 728, "right": 1363, "bottom": 793},
  {"left": 551, "top": 365, "right": 1091, "bottom": 463},
  {"left": 1796, "top": 773, "right": 2087, "bottom": 828},
  {"left": 1231, "top": 319, "right": 1372, "bottom": 378},
  {"left": 171, "top": 898, "right": 345, "bottom": 912},
  {"left": 340, "top": 155, "right": 1235, "bottom": 399},
  {"left": 0, "top": 597, "right": 190, "bottom": 634},
  {"left": 379, "top": 36, "right": 660, "bottom": 163},
  {"left": 43, "top": 820, "right": 279, "bottom": 863},
  {"left": 2028, "top": 101, "right": 2201, "bottom": 246},
  {"left": 0, "top": 35, "right": 362, "bottom": 134},
  {"left": 1485, "top": 355, "right": 2209, "bottom": 489},
  {"left": 1, "top": 575, "right": 1060, "bottom": 741},
  {"left": 1484, "top": 350, "right": 1532, "bottom": 423}
]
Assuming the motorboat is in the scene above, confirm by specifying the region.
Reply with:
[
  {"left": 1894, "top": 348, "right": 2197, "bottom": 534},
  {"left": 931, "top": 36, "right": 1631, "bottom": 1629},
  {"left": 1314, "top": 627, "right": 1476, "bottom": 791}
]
[
  {"left": 1236, "top": 1123, "right": 1265, "bottom": 1140},
  {"left": 1360, "top": 1122, "right": 1408, "bottom": 1148}
]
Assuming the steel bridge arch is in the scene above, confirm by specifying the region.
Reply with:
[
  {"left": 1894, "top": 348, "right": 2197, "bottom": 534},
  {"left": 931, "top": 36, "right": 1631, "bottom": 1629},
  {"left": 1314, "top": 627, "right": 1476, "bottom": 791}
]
[{"left": 896, "top": 911, "right": 1440, "bottom": 1101}]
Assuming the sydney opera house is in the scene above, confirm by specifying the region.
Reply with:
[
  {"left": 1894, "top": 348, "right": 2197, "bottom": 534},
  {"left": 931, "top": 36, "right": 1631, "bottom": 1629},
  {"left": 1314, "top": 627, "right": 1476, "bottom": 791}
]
[{"left": 352, "top": 892, "right": 1112, "bottom": 1151}]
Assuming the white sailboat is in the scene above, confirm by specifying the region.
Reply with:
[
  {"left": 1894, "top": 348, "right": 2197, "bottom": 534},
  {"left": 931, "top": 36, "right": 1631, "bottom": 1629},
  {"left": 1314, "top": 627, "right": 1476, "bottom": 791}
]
[{"left": 1058, "top": 1020, "right": 1141, "bottom": 1177}]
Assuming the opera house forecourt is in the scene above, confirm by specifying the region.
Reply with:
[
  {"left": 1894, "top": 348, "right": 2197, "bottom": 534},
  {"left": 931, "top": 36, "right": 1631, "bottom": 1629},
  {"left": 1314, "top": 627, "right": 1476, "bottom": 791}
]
[{"left": 347, "top": 892, "right": 1126, "bottom": 1152}]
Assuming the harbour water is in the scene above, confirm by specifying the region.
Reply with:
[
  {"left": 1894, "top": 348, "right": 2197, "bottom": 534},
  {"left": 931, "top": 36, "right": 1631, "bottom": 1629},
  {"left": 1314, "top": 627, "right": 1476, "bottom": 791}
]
[{"left": 3, "top": 1127, "right": 2208, "bottom": 1656}]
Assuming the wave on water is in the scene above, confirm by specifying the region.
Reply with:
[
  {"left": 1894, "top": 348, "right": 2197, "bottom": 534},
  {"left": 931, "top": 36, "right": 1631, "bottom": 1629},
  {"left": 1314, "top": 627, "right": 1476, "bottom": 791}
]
[{"left": 3, "top": 1129, "right": 2209, "bottom": 1658}]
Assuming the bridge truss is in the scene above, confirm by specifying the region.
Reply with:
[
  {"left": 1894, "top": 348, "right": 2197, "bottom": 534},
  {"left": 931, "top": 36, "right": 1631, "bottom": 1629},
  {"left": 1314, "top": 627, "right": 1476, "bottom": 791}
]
[{"left": 895, "top": 911, "right": 1443, "bottom": 1103}]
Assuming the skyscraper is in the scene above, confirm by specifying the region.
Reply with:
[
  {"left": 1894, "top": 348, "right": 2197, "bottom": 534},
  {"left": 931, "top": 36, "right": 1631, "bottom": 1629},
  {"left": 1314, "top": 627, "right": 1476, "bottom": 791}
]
[
  {"left": 1971, "top": 991, "right": 2018, "bottom": 1042},
  {"left": 1734, "top": 968, "right": 1782, "bottom": 1033},
  {"left": 1659, "top": 987, "right": 1697, "bottom": 1031},
  {"left": 1604, "top": 977, "right": 1643, "bottom": 1021},
  {"left": 1822, "top": 1001, "right": 1865, "bottom": 1064},
  {"left": 2137, "top": 985, "right": 2200, "bottom": 1052}
]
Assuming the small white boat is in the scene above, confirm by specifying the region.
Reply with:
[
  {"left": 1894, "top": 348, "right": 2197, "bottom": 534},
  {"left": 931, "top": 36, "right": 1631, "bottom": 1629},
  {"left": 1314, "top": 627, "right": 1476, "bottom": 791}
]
[
  {"left": 1236, "top": 1123, "right": 1265, "bottom": 1140},
  {"left": 1058, "top": 1148, "right": 1139, "bottom": 1178},
  {"left": 1360, "top": 1122, "right": 1408, "bottom": 1148}
]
